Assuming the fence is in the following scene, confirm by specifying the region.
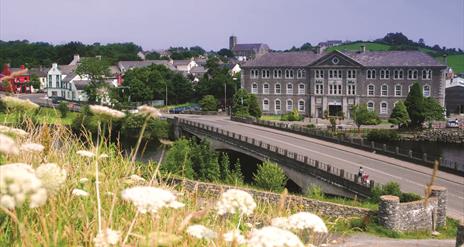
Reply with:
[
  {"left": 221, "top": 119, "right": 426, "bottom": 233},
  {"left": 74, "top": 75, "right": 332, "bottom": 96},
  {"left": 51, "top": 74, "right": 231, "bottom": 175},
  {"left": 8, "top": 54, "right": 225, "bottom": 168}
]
[{"left": 176, "top": 117, "right": 374, "bottom": 198}]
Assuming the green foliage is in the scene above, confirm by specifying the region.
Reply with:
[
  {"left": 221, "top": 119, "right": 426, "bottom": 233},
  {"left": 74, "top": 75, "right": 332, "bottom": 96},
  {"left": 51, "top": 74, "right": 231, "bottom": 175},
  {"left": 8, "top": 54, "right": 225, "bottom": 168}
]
[
  {"left": 189, "top": 139, "right": 221, "bottom": 182},
  {"left": 217, "top": 48, "right": 234, "bottom": 58},
  {"left": 389, "top": 101, "right": 410, "bottom": 128},
  {"left": 370, "top": 181, "right": 420, "bottom": 203},
  {"left": 365, "top": 129, "right": 400, "bottom": 142},
  {"left": 168, "top": 46, "right": 205, "bottom": 59},
  {"left": 162, "top": 138, "right": 194, "bottom": 179},
  {"left": 247, "top": 94, "right": 262, "bottom": 118},
  {"left": 405, "top": 83, "right": 426, "bottom": 128},
  {"left": 121, "top": 114, "right": 168, "bottom": 141},
  {"left": 351, "top": 104, "right": 381, "bottom": 129},
  {"left": 232, "top": 89, "right": 253, "bottom": 117},
  {"left": 57, "top": 102, "right": 69, "bottom": 118},
  {"left": 29, "top": 74, "right": 41, "bottom": 90},
  {"left": 75, "top": 57, "right": 111, "bottom": 103},
  {"left": 280, "top": 109, "right": 303, "bottom": 121},
  {"left": 253, "top": 161, "right": 287, "bottom": 192},
  {"left": 400, "top": 192, "right": 422, "bottom": 203},
  {"left": 199, "top": 95, "right": 218, "bottom": 111},
  {"left": 423, "top": 97, "right": 445, "bottom": 124},
  {"left": 307, "top": 123, "right": 315, "bottom": 128},
  {"left": 305, "top": 185, "right": 325, "bottom": 200}
]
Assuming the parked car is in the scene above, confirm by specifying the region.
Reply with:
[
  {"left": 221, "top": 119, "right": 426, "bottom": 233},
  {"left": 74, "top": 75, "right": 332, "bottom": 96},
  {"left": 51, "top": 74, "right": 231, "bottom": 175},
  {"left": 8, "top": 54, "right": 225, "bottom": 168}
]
[
  {"left": 49, "top": 96, "right": 61, "bottom": 104},
  {"left": 446, "top": 119, "right": 460, "bottom": 128}
]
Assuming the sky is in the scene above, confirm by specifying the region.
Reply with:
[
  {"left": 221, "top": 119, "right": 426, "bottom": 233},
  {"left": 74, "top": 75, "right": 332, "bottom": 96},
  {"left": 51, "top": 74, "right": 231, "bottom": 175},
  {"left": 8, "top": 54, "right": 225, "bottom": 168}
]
[{"left": 1, "top": 0, "right": 463, "bottom": 51}]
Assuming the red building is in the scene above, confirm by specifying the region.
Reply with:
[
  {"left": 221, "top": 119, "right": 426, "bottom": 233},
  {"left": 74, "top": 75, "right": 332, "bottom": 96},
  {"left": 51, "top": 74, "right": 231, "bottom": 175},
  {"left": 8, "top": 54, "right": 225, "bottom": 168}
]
[{"left": 0, "top": 64, "right": 32, "bottom": 93}]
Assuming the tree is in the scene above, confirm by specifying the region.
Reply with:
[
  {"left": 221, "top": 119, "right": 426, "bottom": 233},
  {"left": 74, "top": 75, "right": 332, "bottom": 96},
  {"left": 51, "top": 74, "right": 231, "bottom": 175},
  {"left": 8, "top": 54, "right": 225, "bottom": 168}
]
[
  {"left": 423, "top": 97, "right": 445, "bottom": 127},
  {"left": 162, "top": 139, "right": 194, "bottom": 179},
  {"left": 247, "top": 94, "right": 262, "bottom": 118},
  {"left": 381, "top": 32, "right": 412, "bottom": 46},
  {"left": 253, "top": 161, "right": 287, "bottom": 192},
  {"left": 190, "top": 139, "right": 221, "bottom": 182},
  {"left": 226, "top": 158, "right": 244, "bottom": 186},
  {"left": 199, "top": 95, "right": 218, "bottom": 111},
  {"left": 57, "top": 102, "right": 69, "bottom": 118},
  {"left": 351, "top": 104, "right": 381, "bottom": 130},
  {"left": 217, "top": 48, "right": 234, "bottom": 58},
  {"left": 145, "top": 51, "right": 161, "bottom": 60},
  {"left": 404, "top": 83, "right": 426, "bottom": 128},
  {"left": 232, "top": 88, "right": 250, "bottom": 117},
  {"left": 389, "top": 101, "right": 410, "bottom": 128},
  {"left": 219, "top": 153, "right": 231, "bottom": 181},
  {"left": 75, "top": 57, "right": 110, "bottom": 103},
  {"left": 29, "top": 74, "right": 41, "bottom": 90}
]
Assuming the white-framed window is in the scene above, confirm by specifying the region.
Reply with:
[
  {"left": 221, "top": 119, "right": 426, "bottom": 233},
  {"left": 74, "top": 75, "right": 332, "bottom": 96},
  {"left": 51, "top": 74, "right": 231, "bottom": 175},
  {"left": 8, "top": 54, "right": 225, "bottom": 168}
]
[
  {"left": 328, "top": 69, "right": 342, "bottom": 79},
  {"left": 380, "top": 69, "right": 390, "bottom": 79},
  {"left": 328, "top": 82, "right": 342, "bottom": 95},
  {"left": 296, "top": 69, "right": 306, "bottom": 79},
  {"left": 251, "top": 83, "right": 258, "bottom": 94},
  {"left": 275, "top": 99, "right": 281, "bottom": 112},
  {"left": 286, "top": 83, "right": 293, "bottom": 95},
  {"left": 423, "top": 85, "right": 431, "bottom": 97},
  {"left": 408, "top": 84, "right": 413, "bottom": 93},
  {"left": 315, "top": 82, "right": 324, "bottom": 95},
  {"left": 380, "top": 102, "right": 388, "bottom": 114},
  {"left": 394, "top": 69, "right": 404, "bottom": 79},
  {"left": 395, "top": 84, "right": 402, "bottom": 96},
  {"left": 367, "top": 101, "right": 374, "bottom": 112},
  {"left": 261, "top": 69, "right": 270, "bottom": 78},
  {"left": 286, "top": 99, "right": 293, "bottom": 111},
  {"left": 250, "top": 69, "right": 259, "bottom": 78},
  {"left": 347, "top": 82, "right": 356, "bottom": 95},
  {"left": 273, "top": 69, "right": 282, "bottom": 78},
  {"left": 298, "top": 99, "right": 305, "bottom": 112},
  {"left": 408, "top": 69, "right": 418, "bottom": 79},
  {"left": 367, "top": 69, "right": 376, "bottom": 79},
  {"left": 347, "top": 70, "right": 357, "bottom": 79},
  {"left": 381, "top": 84, "right": 388, "bottom": 96},
  {"left": 298, "top": 83, "right": 305, "bottom": 95},
  {"left": 367, "top": 84, "right": 375, "bottom": 96},
  {"left": 315, "top": 69, "right": 324, "bottom": 79},
  {"left": 263, "top": 98, "right": 269, "bottom": 111},
  {"left": 285, "top": 69, "right": 294, "bottom": 79},
  {"left": 263, "top": 83, "right": 270, "bottom": 94},
  {"left": 422, "top": 69, "right": 432, "bottom": 80},
  {"left": 274, "top": 83, "right": 281, "bottom": 94}
]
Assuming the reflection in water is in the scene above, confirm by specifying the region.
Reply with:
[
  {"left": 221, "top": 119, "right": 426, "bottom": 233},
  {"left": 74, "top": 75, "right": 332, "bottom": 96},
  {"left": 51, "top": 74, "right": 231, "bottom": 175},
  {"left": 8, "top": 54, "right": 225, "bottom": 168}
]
[{"left": 384, "top": 140, "right": 464, "bottom": 164}]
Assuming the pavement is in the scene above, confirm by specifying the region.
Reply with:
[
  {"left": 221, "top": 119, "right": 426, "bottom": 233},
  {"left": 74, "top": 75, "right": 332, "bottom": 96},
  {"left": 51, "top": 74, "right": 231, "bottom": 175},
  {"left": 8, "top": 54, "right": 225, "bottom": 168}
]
[
  {"left": 330, "top": 233, "right": 455, "bottom": 247},
  {"left": 175, "top": 114, "right": 464, "bottom": 221}
]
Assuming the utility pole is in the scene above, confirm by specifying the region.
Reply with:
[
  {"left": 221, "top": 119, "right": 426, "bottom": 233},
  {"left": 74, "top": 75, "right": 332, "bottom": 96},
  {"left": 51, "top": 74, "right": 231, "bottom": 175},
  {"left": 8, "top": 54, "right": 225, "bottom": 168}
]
[
  {"left": 224, "top": 82, "right": 227, "bottom": 110},
  {"left": 165, "top": 82, "right": 168, "bottom": 106}
]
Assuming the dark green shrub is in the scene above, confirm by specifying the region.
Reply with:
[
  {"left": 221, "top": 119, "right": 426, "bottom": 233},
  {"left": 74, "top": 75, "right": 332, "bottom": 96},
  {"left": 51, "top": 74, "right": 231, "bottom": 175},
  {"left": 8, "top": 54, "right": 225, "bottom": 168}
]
[
  {"left": 58, "top": 102, "right": 69, "bottom": 118},
  {"left": 370, "top": 181, "right": 419, "bottom": 203},
  {"left": 400, "top": 192, "right": 422, "bottom": 202},
  {"left": 366, "top": 129, "right": 400, "bottom": 142},
  {"left": 199, "top": 95, "right": 218, "bottom": 111},
  {"left": 280, "top": 109, "right": 303, "bottom": 121},
  {"left": 253, "top": 161, "right": 288, "bottom": 192},
  {"left": 307, "top": 123, "right": 315, "bottom": 128}
]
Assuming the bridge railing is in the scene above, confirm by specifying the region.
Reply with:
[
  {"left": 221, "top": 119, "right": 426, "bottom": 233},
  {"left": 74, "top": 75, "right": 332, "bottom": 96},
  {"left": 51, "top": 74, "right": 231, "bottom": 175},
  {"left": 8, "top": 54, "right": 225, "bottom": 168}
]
[{"left": 176, "top": 117, "right": 374, "bottom": 198}]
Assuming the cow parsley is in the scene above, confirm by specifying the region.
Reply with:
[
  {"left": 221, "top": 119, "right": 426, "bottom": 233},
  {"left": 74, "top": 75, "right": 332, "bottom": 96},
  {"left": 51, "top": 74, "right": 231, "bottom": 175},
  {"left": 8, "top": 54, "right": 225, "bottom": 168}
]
[
  {"left": 287, "top": 212, "right": 328, "bottom": 233},
  {"left": 35, "top": 163, "right": 67, "bottom": 195},
  {"left": 0, "top": 134, "right": 19, "bottom": 155},
  {"left": 247, "top": 226, "right": 304, "bottom": 247},
  {"left": 186, "top": 224, "right": 217, "bottom": 240},
  {"left": 121, "top": 186, "right": 183, "bottom": 214},
  {"left": 216, "top": 189, "right": 256, "bottom": 216}
]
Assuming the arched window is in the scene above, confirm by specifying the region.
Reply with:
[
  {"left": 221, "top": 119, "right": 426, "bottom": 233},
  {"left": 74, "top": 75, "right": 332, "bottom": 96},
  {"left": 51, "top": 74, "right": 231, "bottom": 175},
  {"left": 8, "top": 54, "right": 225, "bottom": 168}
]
[
  {"left": 297, "top": 69, "right": 306, "bottom": 79},
  {"left": 275, "top": 99, "right": 281, "bottom": 112},
  {"left": 274, "top": 83, "right": 281, "bottom": 94},
  {"left": 367, "top": 84, "right": 375, "bottom": 96},
  {"left": 273, "top": 69, "right": 282, "bottom": 78},
  {"left": 408, "top": 69, "right": 418, "bottom": 79},
  {"left": 286, "top": 83, "right": 293, "bottom": 95},
  {"left": 250, "top": 69, "right": 259, "bottom": 78},
  {"left": 285, "top": 69, "right": 294, "bottom": 79},
  {"left": 380, "top": 102, "right": 388, "bottom": 114},
  {"left": 422, "top": 69, "right": 432, "bottom": 80},
  {"left": 298, "top": 83, "right": 305, "bottom": 95},
  {"left": 261, "top": 69, "right": 270, "bottom": 78},
  {"left": 423, "top": 85, "right": 431, "bottom": 97},
  {"left": 251, "top": 83, "right": 258, "bottom": 94},
  {"left": 298, "top": 100, "right": 305, "bottom": 112},
  {"left": 263, "top": 83, "right": 270, "bottom": 94},
  {"left": 395, "top": 84, "right": 402, "bottom": 96},
  {"left": 367, "top": 69, "right": 376, "bottom": 79},
  {"left": 286, "top": 99, "right": 293, "bottom": 111},
  {"left": 262, "top": 98, "right": 269, "bottom": 111},
  {"left": 394, "top": 69, "right": 404, "bottom": 79},
  {"left": 367, "top": 101, "right": 374, "bottom": 112},
  {"left": 381, "top": 84, "right": 388, "bottom": 96}
]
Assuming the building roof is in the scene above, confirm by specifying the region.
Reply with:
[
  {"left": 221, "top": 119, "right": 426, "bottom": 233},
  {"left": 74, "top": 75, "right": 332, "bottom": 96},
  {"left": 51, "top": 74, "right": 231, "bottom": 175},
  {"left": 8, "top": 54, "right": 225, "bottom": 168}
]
[
  {"left": 73, "top": 80, "right": 90, "bottom": 90},
  {"left": 172, "top": 60, "right": 193, "bottom": 66},
  {"left": 446, "top": 77, "right": 464, "bottom": 88},
  {"left": 242, "top": 51, "right": 326, "bottom": 67},
  {"left": 118, "top": 60, "right": 175, "bottom": 71},
  {"left": 232, "top": 43, "right": 269, "bottom": 52},
  {"left": 190, "top": 66, "right": 208, "bottom": 73},
  {"left": 58, "top": 65, "right": 78, "bottom": 82},
  {"left": 28, "top": 68, "right": 48, "bottom": 77}
]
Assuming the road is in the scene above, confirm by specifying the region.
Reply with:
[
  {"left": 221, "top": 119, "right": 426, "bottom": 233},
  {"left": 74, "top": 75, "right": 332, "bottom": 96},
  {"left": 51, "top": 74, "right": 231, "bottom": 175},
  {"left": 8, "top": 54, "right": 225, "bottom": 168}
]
[{"left": 176, "top": 114, "right": 464, "bottom": 220}]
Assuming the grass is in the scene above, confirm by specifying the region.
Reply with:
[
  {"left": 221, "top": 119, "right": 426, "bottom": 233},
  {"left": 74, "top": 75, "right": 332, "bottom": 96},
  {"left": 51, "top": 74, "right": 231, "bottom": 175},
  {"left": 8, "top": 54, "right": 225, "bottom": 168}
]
[
  {"left": 260, "top": 115, "right": 282, "bottom": 121},
  {"left": 0, "top": 108, "right": 79, "bottom": 125},
  {"left": 326, "top": 42, "right": 392, "bottom": 52},
  {"left": 437, "top": 54, "right": 464, "bottom": 74}
]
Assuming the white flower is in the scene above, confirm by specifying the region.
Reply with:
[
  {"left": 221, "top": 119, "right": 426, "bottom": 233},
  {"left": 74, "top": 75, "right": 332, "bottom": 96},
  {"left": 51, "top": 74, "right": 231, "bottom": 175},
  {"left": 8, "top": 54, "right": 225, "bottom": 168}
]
[
  {"left": 77, "top": 150, "right": 95, "bottom": 158},
  {"left": 99, "top": 153, "right": 109, "bottom": 159},
  {"left": 271, "top": 217, "right": 290, "bottom": 230},
  {"left": 72, "top": 189, "right": 89, "bottom": 197},
  {"left": 287, "top": 212, "right": 328, "bottom": 233},
  {"left": 247, "top": 226, "right": 304, "bottom": 247},
  {"left": 216, "top": 189, "right": 256, "bottom": 216},
  {"left": 20, "top": 143, "right": 45, "bottom": 153},
  {"left": 129, "top": 174, "right": 146, "bottom": 182},
  {"left": 0, "top": 134, "right": 19, "bottom": 155},
  {"left": 121, "top": 186, "right": 182, "bottom": 214},
  {"left": 0, "top": 163, "right": 48, "bottom": 209},
  {"left": 93, "top": 228, "right": 120, "bottom": 246},
  {"left": 0, "top": 125, "right": 28, "bottom": 137},
  {"left": 35, "top": 163, "right": 67, "bottom": 195},
  {"left": 223, "top": 230, "right": 246, "bottom": 244},
  {"left": 167, "top": 200, "right": 185, "bottom": 209},
  {"left": 89, "top": 105, "right": 126, "bottom": 119},
  {"left": 137, "top": 105, "right": 162, "bottom": 119},
  {"left": 0, "top": 96, "right": 39, "bottom": 111},
  {"left": 79, "top": 178, "right": 90, "bottom": 184},
  {"left": 186, "top": 224, "right": 217, "bottom": 240}
]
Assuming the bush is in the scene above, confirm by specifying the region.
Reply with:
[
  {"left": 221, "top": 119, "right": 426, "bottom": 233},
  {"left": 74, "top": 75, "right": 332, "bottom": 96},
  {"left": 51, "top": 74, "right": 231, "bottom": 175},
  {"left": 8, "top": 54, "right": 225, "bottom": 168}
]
[
  {"left": 400, "top": 192, "right": 422, "bottom": 202},
  {"left": 199, "top": 95, "right": 218, "bottom": 111},
  {"left": 57, "top": 102, "right": 69, "bottom": 118},
  {"left": 253, "top": 161, "right": 287, "bottom": 192},
  {"left": 305, "top": 185, "right": 325, "bottom": 200},
  {"left": 366, "top": 129, "right": 400, "bottom": 142},
  {"left": 281, "top": 109, "right": 303, "bottom": 121},
  {"left": 307, "top": 123, "right": 315, "bottom": 128},
  {"left": 370, "top": 181, "right": 420, "bottom": 203}
]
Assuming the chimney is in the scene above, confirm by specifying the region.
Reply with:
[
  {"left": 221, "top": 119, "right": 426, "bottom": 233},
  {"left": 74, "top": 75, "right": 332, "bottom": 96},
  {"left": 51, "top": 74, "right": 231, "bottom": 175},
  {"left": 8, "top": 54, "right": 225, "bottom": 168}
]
[
  {"left": 315, "top": 46, "right": 325, "bottom": 54},
  {"left": 360, "top": 45, "right": 366, "bottom": 53},
  {"left": 74, "top": 54, "right": 80, "bottom": 62},
  {"left": 52, "top": 63, "right": 58, "bottom": 69},
  {"left": 443, "top": 54, "right": 448, "bottom": 65}
]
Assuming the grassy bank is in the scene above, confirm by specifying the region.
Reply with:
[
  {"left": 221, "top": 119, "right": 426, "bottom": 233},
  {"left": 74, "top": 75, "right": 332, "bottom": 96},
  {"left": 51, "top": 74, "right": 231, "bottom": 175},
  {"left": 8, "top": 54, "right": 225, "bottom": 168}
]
[{"left": 0, "top": 107, "right": 79, "bottom": 125}]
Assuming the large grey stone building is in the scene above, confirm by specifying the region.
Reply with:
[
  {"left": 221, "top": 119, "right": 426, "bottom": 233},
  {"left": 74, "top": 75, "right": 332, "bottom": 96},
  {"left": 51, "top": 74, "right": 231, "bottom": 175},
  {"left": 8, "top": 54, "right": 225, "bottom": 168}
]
[{"left": 241, "top": 48, "right": 446, "bottom": 119}]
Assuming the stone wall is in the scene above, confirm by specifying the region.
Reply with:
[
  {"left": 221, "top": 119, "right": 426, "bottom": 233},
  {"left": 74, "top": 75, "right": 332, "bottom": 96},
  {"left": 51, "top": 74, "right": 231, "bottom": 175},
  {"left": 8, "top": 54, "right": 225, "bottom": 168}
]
[
  {"left": 165, "top": 177, "right": 373, "bottom": 218},
  {"left": 414, "top": 129, "right": 464, "bottom": 144},
  {"left": 378, "top": 186, "right": 447, "bottom": 232},
  {"left": 457, "top": 220, "right": 464, "bottom": 247}
]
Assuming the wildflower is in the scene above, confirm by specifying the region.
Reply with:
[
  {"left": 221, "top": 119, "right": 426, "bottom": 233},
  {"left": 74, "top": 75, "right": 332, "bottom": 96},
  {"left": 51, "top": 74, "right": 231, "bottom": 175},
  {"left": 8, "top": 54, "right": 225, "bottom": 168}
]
[
  {"left": 0, "top": 163, "right": 48, "bottom": 209},
  {"left": 223, "top": 230, "right": 246, "bottom": 244},
  {"left": 186, "top": 224, "right": 217, "bottom": 240},
  {"left": 216, "top": 189, "right": 256, "bottom": 216},
  {"left": 137, "top": 105, "right": 162, "bottom": 119},
  {"left": 287, "top": 212, "right": 328, "bottom": 233},
  {"left": 167, "top": 200, "right": 185, "bottom": 209},
  {"left": 35, "top": 163, "right": 67, "bottom": 195},
  {"left": 99, "top": 153, "right": 109, "bottom": 159},
  {"left": 121, "top": 186, "right": 182, "bottom": 214},
  {"left": 129, "top": 174, "right": 146, "bottom": 182},
  {"left": 79, "top": 178, "right": 90, "bottom": 184},
  {"left": 0, "top": 134, "right": 19, "bottom": 155},
  {"left": 20, "top": 143, "right": 45, "bottom": 153},
  {"left": 0, "top": 125, "right": 28, "bottom": 137},
  {"left": 0, "top": 96, "right": 39, "bottom": 112},
  {"left": 271, "top": 217, "right": 290, "bottom": 230},
  {"left": 247, "top": 226, "right": 304, "bottom": 247},
  {"left": 77, "top": 150, "right": 95, "bottom": 158},
  {"left": 72, "top": 189, "right": 89, "bottom": 197},
  {"left": 93, "top": 228, "right": 120, "bottom": 246},
  {"left": 89, "top": 105, "right": 126, "bottom": 120}
]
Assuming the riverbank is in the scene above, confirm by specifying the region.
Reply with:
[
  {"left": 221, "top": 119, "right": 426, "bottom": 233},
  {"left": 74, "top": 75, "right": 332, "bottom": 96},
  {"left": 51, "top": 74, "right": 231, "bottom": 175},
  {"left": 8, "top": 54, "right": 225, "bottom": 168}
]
[{"left": 412, "top": 128, "right": 464, "bottom": 144}]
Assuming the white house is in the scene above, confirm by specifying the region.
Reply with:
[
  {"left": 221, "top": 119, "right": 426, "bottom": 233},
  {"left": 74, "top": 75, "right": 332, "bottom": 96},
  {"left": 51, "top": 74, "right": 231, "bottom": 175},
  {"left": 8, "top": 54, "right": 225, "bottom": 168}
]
[{"left": 46, "top": 63, "right": 90, "bottom": 102}]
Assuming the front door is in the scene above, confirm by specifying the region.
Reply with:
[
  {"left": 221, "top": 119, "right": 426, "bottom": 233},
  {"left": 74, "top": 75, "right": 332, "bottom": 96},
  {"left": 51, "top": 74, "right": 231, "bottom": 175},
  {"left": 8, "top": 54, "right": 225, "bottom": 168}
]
[{"left": 329, "top": 105, "right": 342, "bottom": 116}]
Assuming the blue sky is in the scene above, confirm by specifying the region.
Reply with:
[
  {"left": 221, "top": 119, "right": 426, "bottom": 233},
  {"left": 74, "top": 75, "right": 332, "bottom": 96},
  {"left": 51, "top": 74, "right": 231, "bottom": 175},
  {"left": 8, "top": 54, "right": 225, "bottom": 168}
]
[{"left": 1, "top": 0, "right": 463, "bottom": 51}]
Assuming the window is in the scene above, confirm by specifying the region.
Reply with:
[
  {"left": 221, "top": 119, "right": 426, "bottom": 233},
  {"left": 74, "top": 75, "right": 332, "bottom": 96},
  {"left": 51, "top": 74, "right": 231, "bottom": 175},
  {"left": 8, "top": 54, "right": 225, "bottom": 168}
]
[
  {"left": 296, "top": 69, "right": 306, "bottom": 79},
  {"left": 56, "top": 75, "right": 61, "bottom": 88},
  {"left": 250, "top": 69, "right": 259, "bottom": 78},
  {"left": 275, "top": 99, "right": 281, "bottom": 111},
  {"left": 261, "top": 69, "right": 270, "bottom": 78},
  {"left": 380, "top": 102, "right": 388, "bottom": 114},
  {"left": 315, "top": 69, "right": 324, "bottom": 79},
  {"left": 423, "top": 85, "right": 431, "bottom": 97},
  {"left": 52, "top": 91, "right": 57, "bottom": 96},
  {"left": 408, "top": 84, "right": 413, "bottom": 93},
  {"left": 273, "top": 69, "right": 282, "bottom": 78},
  {"left": 408, "top": 69, "right": 418, "bottom": 79},
  {"left": 347, "top": 83, "right": 356, "bottom": 95},
  {"left": 286, "top": 100, "right": 293, "bottom": 111},
  {"left": 315, "top": 83, "right": 324, "bottom": 95},
  {"left": 298, "top": 100, "right": 305, "bottom": 112},
  {"left": 367, "top": 84, "right": 375, "bottom": 96},
  {"left": 380, "top": 69, "right": 390, "bottom": 79},
  {"left": 381, "top": 84, "right": 388, "bottom": 96},
  {"left": 347, "top": 70, "right": 357, "bottom": 79},
  {"left": 251, "top": 83, "right": 258, "bottom": 94},
  {"left": 422, "top": 69, "right": 432, "bottom": 80},
  {"left": 263, "top": 99, "right": 269, "bottom": 111},
  {"left": 395, "top": 85, "right": 402, "bottom": 96},
  {"left": 367, "top": 102, "right": 374, "bottom": 112},
  {"left": 328, "top": 69, "right": 342, "bottom": 79},
  {"left": 263, "top": 83, "right": 270, "bottom": 94},
  {"left": 48, "top": 75, "right": 52, "bottom": 88},
  {"left": 329, "top": 83, "right": 342, "bottom": 95},
  {"left": 285, "top": 69, "right": 294, "bottom": 79},
  {"left": 394, "top": 69, "right": 404, "bottom": 79},
  {"left": 367, "top": 69, "right": 376, "bottom": 79},
  {"left": 286, "top": 83, "right": 293, "bottom": 94},
  {"left": 298, "top": 83, "right": 305, "bottom": 95},
  {"left": 275, "top": 83, "right": 281, "bottom": 94}
]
